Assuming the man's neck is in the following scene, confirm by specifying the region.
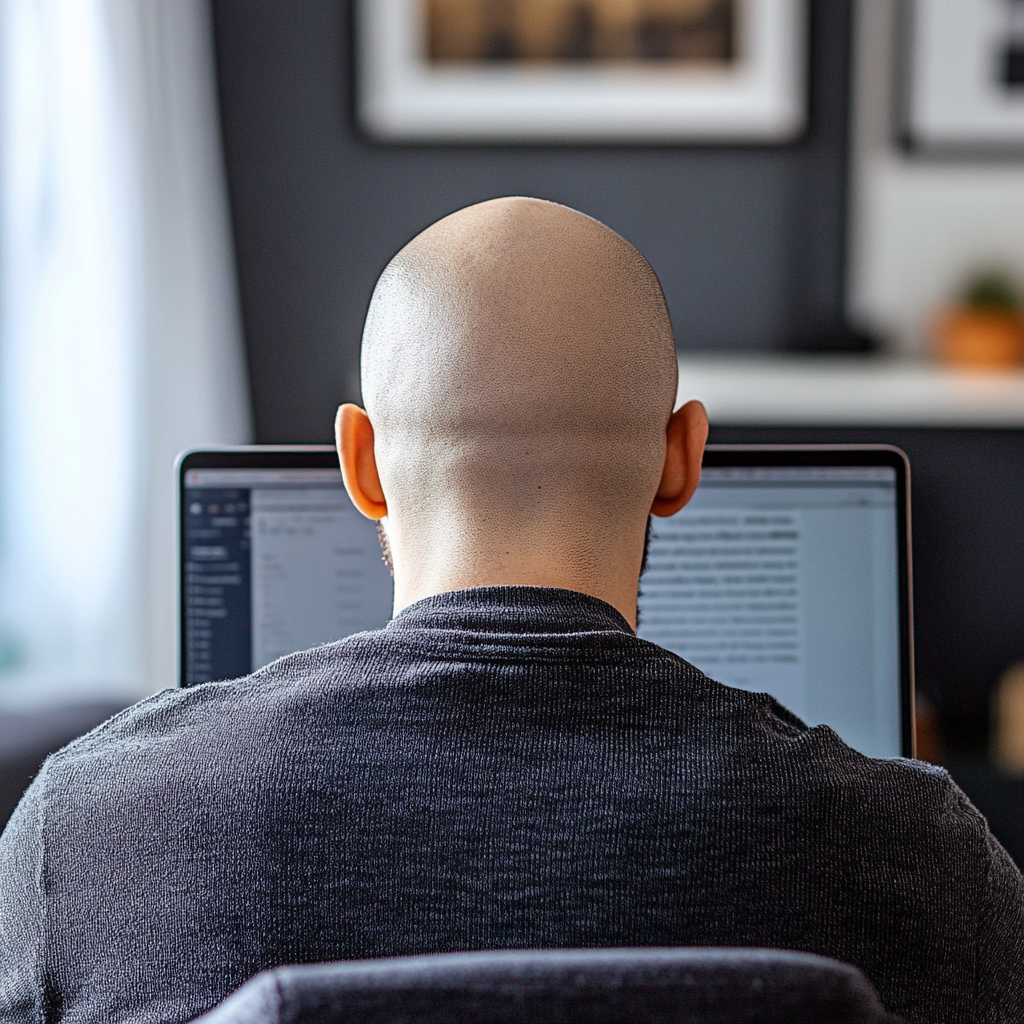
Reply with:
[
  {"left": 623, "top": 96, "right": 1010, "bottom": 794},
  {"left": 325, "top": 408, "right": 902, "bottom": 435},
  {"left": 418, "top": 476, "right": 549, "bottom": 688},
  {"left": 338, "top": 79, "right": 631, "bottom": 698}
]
[{"left": 390, "top": 549, "right": 643, "bottom": 630}]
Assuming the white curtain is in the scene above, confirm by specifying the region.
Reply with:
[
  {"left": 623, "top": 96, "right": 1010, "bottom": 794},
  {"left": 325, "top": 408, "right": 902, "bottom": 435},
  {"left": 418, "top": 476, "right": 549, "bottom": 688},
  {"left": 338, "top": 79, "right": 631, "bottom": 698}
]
[{"left": 0, "top": 0, "right": 251, "bottom": 706}]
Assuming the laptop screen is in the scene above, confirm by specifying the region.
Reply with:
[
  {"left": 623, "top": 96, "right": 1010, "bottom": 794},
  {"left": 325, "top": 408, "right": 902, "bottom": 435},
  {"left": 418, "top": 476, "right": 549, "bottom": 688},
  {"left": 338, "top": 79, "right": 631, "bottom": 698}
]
[
  {"left": 636, "top": 462, "right": 906, "bottom": 759},
  {"left": 179, "top": 447, "right": 912, "bottom": 758}
]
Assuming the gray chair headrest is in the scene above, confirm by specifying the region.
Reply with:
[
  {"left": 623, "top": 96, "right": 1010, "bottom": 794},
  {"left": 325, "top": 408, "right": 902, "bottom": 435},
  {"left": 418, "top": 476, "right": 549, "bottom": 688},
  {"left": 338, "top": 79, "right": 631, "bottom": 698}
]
[{"left": 193, "top": 947, "right": 895, "bottom": 1024}]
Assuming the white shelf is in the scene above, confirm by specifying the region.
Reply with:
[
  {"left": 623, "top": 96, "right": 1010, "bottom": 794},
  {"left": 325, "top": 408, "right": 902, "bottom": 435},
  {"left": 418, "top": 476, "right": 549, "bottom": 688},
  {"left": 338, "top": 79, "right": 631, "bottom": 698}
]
[{"left": 677, "top": 355, "right": 1024, "bottom": 427}]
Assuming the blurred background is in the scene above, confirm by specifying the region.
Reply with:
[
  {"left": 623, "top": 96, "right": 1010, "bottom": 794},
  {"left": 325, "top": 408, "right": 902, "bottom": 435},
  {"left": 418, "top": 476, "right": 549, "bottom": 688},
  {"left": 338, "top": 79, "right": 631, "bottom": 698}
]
[{"left": 1, "top": 0, "right": 1024, "bottom": 866}]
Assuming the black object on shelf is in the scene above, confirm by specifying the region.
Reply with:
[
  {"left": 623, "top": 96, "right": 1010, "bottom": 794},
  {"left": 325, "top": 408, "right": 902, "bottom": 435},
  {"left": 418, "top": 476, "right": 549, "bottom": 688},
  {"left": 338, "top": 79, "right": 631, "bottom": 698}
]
[{"left": 784, "top": 325, "right": 880, "bottom": 355}]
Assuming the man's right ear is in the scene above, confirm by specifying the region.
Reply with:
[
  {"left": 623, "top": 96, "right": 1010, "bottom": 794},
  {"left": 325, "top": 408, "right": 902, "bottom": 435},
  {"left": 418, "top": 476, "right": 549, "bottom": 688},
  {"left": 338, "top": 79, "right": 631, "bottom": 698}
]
[{"left": 336, "top": 404, "right": 388, "bottom": 520}]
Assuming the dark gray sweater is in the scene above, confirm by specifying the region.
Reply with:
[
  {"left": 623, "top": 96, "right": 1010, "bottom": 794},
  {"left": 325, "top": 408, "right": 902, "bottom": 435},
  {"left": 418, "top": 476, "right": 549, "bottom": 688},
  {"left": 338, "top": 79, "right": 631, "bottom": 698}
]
[{"left": 0, "top": 587, "right": 1021, "bottom": 1024}]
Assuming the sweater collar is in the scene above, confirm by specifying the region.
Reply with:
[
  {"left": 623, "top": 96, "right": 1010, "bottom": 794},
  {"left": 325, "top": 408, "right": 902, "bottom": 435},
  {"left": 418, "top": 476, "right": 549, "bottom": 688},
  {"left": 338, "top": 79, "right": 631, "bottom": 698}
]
[{"left": 387, "top": 586, "right": 634, "bottom": 637}]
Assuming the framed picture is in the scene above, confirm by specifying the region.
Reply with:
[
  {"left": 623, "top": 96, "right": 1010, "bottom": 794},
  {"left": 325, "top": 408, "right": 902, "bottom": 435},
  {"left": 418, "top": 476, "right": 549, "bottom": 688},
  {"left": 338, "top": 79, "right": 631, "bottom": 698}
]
[
  {"left": 356, "top": 0, "right": 806, "bottom": 143},
  {"left": 900, "top": 0, "right": 1024, "bottom": 153}
]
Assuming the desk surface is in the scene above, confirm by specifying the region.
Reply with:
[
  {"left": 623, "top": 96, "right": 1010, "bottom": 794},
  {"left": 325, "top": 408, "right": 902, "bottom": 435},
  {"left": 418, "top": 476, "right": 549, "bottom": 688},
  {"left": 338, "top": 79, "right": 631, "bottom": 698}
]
[{"left": 677, "top": 355, "right": 1024, "bottom": 427}]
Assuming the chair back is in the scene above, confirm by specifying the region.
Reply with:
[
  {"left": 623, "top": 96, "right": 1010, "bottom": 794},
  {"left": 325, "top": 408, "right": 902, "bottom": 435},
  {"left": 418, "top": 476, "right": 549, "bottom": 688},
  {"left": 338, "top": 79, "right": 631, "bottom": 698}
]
[{"left": 193, "top": 947, "right": 895, "bottom": 1024}]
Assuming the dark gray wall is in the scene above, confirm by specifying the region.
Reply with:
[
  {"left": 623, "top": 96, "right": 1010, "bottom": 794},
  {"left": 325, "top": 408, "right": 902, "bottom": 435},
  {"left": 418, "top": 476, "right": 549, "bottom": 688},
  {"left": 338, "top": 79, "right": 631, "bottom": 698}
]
[{"left": 212, "top": 0, "right": 854, "bottom": 443}]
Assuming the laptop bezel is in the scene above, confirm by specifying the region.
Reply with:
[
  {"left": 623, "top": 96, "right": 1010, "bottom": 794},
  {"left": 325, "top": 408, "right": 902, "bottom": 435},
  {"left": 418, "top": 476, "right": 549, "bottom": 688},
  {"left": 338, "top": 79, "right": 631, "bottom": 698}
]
[{"left": 177, "top": 443, "right": 915, "bottom": 758}]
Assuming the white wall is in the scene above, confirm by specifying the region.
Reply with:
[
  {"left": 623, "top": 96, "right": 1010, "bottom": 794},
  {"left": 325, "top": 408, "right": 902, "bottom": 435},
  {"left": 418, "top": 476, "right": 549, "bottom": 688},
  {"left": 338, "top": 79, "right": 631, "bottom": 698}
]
[
  {"left": 112, "top": 0, "right": 253, "bottom": 699},
  {"left": 848, "top": 0, "right": 1024, "bottom": 357}
]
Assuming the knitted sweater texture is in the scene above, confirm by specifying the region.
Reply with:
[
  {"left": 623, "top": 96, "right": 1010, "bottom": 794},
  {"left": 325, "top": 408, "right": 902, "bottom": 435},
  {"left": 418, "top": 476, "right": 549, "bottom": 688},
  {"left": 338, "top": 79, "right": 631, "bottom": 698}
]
[{"left": 0, "top": 587, "right": 1021, "bottom": 1023}]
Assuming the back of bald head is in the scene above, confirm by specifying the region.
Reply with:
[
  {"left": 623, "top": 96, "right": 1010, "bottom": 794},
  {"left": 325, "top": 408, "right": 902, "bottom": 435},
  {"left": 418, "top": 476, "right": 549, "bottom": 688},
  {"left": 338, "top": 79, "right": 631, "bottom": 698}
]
[{"left": 361, "top": 197, "right": 677, "bottom": 534}]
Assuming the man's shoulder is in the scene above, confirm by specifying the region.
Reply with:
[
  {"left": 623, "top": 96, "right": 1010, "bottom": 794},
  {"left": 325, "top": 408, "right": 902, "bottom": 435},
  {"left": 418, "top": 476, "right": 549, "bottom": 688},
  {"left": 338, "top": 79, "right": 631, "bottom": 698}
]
[
  {"left": 757, "top": 712, "right": 998, "bottom": 868},
  {"left": 739, "top": 696, "right": 985, "bottom": 823},
  {"left": 42, "top": 633, "right": 389, "bottom": 780},
  {"left": 677, "top": 666, "right": 995, "bottom": 855}
]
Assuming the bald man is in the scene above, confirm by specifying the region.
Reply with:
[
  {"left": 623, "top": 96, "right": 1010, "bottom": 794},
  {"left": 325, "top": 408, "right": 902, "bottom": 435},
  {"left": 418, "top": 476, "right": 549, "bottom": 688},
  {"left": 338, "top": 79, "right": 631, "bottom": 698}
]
[
  {"left": 341, "top": 196, "right": 707, "bottom": 625},
  {"left": 0, "top": 199, "right": 1021, "bottom": 1024}
]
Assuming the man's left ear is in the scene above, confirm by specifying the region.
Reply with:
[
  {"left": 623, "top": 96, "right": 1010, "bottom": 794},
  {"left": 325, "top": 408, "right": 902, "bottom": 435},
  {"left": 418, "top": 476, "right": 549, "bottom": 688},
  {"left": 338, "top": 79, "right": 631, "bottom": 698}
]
[{"left": 650, "top": 399, "right": 708, "bottom": 518}]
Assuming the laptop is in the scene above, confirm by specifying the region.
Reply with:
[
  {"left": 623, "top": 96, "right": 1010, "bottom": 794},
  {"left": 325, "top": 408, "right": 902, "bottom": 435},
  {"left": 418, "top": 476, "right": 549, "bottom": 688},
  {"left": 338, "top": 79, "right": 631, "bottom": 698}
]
[{"left": 178, "top": 444, "right": 914, "bottom": 759}]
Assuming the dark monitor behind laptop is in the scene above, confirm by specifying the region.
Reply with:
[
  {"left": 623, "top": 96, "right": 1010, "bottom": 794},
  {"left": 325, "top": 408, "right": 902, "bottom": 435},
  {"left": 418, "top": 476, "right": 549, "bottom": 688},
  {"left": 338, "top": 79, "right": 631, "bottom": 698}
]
[{"left": 178, "top": 445, "right": 913, "bottom": 759}]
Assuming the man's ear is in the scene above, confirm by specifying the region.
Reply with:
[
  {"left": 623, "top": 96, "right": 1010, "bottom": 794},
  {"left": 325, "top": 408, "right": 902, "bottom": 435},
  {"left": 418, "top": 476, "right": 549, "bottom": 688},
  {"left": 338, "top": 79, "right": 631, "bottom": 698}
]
[
  {"left": 336, "top": 404, "right": 388, "bottom": 520},
  {"left": 650, "top": 399, "right": 708, "bottom": 518}
]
